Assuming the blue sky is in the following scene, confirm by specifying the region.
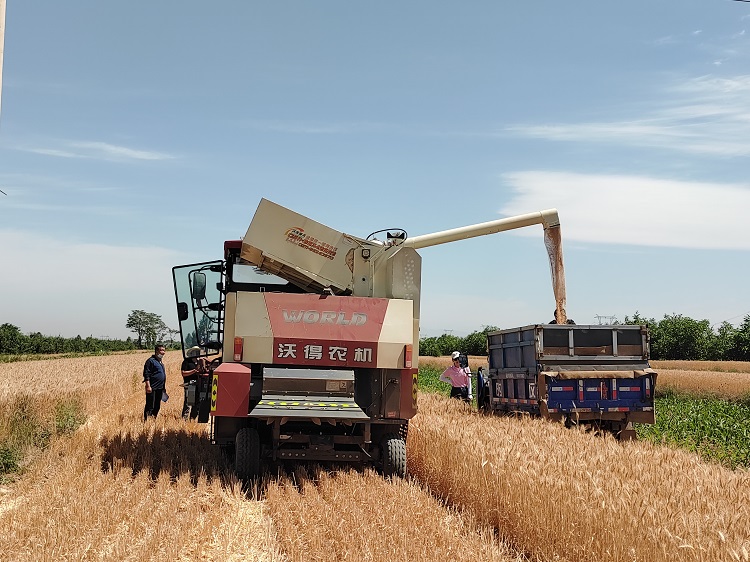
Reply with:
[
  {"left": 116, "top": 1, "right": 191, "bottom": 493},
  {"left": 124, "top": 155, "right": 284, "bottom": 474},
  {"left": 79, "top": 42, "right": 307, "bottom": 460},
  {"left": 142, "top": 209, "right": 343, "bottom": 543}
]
[{"left": 1, "top": 1, "right": 749, "bottom": 340}]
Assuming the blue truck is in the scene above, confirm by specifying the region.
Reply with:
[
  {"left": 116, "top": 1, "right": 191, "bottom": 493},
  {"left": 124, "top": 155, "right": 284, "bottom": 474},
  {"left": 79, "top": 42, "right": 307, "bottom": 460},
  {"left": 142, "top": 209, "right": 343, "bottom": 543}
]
[{"left": 477, "top": 324, "right": 656, "bottom": 439}]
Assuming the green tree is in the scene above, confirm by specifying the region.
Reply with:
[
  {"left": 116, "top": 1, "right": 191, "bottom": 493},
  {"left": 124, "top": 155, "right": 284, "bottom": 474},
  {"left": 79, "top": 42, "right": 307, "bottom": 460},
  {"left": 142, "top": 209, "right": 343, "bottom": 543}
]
[
  {"left": 708, "top": 321, "right": 736, "bottom": 361},
  {"left": 418, "top": 337, "right": 441, "bottom": 357},
  {"left": 732, "top": 315, "right": 750, "bottom": 361},
  {"left": 126, "top": 310, "right": 173, "bottom": 349},
  {"left": 653, "top": 314, "right": 713, "bottom": 360},
  {"left": 0, "top": 323, "right": 26, "bottom": 354},
  {"left": 625, "top": 312, "right": 714, "bottom": 360},
  {"left": 461, "top": 325, "right": 499, "bottom": 356},
  {"left": 434, "top": 333, "right": 462, "bottom": 357}
]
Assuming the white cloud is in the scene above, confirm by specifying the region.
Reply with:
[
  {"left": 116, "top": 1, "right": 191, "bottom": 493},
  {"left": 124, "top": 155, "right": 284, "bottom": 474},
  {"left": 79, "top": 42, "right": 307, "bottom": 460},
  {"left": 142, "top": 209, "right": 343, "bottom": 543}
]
[
  {"left": 507, "top": 75, "right": 750, "bottom": 156},
  {"left": 69, "top": 141, "right": 176, "bottom": 161},
  {"left": 653, "top": 36, "right": 677, "bottom": 46},
  {"left": 16, "top": 140, "right": 177, "bottom": 162},
  {"left": 25, "top": 148, "right": 86, "bottom": 159},
  {"left": 500, "top": 171, "right": 750, "bottom": 250},
  {"left": 0, "top": 229, "right": 184, "bottom": 338}
]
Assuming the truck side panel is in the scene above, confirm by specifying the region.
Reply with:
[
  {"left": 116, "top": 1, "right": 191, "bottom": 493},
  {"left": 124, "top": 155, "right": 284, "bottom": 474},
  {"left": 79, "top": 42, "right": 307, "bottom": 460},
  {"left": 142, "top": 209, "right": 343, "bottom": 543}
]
[{"left": 485, "top": 324, "right": 656, "bottom": 427}]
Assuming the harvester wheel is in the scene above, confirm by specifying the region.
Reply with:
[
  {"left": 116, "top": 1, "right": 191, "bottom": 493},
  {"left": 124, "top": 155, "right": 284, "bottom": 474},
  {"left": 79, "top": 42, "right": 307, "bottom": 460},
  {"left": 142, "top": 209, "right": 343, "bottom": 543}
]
[
  {"left": 381, "top": 434, "right": 406, "bottom": 478},
  {"left": 235, "top": 427, "right": 260, "bottom": 480}
]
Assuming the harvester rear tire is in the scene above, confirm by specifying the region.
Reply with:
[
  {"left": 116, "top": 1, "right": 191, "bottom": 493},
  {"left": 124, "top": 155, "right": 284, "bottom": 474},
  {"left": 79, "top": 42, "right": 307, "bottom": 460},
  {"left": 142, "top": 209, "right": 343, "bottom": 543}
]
[
  {"left": 381, "top": 434, "right": 406, "bottom": 478},
  {"left": 235, "top": 427, "right": 260, "bottom": 481}
]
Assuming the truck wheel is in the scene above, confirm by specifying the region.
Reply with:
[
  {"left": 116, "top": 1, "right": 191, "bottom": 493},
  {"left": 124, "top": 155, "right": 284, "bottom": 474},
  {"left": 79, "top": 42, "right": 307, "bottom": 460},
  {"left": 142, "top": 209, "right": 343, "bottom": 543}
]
[
  {"left": 617, "top": 422, "right": 637, "bottom": 441},
  {"left": 381, "top": 434, "right": 406, "bottom": 478},
  {"left": 235, "top": 427, "right": 260, "bottom": 480},
  {"left": 480, "top": 389, "right": 491, "bottom": 413}
]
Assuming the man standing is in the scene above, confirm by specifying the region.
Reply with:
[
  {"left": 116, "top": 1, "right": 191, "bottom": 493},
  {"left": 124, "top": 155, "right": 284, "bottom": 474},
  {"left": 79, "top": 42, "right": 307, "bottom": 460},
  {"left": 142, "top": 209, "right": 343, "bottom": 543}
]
[{"left": 143, "top": 344, "right": 167, "bottom": 421}]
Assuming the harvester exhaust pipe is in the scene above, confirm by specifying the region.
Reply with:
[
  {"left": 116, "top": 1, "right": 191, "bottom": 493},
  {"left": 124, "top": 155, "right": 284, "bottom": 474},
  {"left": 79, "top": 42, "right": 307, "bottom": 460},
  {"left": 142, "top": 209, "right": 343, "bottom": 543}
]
[{"left": 402, "top": 209, "right": 560, "bottom": 250}]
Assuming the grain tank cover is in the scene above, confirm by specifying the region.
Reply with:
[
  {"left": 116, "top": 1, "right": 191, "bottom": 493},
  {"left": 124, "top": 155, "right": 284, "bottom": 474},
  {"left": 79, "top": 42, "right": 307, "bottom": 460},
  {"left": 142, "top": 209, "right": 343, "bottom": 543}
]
[{"left": 241, "top": 198, "right": 379, "bottom": 294}]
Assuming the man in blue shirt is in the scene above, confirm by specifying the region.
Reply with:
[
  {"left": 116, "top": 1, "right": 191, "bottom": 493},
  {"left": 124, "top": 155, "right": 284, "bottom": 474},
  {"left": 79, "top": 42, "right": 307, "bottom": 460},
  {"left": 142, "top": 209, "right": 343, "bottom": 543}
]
[{"left": 143, "top": 344, "right": 167, "bottom": 421}]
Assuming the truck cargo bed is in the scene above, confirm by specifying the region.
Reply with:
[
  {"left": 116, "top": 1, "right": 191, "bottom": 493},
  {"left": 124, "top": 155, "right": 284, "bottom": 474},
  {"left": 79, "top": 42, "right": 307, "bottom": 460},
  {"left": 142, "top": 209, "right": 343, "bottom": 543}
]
[{"left": 480, "top": 324, "right": 656, "bottom": 437}]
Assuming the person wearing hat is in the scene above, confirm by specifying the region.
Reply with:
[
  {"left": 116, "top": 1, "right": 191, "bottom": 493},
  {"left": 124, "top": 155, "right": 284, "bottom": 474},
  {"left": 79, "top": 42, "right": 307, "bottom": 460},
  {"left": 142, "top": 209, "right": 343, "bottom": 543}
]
[
  {"left": 181, "top": 346, "right": 206, "bottom": 420},
  {"left": 439, "top": 351, "right": 472, "bottom": 401}
]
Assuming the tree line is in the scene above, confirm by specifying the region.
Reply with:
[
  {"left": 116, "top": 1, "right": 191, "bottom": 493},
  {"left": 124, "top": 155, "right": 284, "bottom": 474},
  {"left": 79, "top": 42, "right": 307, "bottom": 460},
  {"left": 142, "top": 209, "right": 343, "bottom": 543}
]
[
  {"left": 625, "top": 312, "right": 750, "bottom": 361},
  {"left": 4, "top": 310, "right": 750, "bottom": 361},
  {"left": 0, "top": 323, "right": 138, "bottom": 355},
  {"left": 418, "top": 313, "right": 750, "bottom": 361},
  {"left": 0, "top": 309, "right": 179, "bottom": 355}
]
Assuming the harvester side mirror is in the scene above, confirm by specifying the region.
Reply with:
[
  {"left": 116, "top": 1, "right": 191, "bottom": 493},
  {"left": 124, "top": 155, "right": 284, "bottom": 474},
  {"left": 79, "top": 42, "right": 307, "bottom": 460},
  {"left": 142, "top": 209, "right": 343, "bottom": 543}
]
[
  {"left": 177, "top": 302, "right": 189, "bottom": 322},
  {"left": 192, "top": 272, "right": 207, "bottom": 301}
]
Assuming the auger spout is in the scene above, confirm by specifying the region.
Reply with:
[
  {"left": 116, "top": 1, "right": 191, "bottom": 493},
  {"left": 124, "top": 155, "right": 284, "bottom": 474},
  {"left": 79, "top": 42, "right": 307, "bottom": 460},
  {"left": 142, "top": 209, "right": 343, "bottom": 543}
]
[{"left": 402, "top": 209, "right": 560, "bottom": 250}]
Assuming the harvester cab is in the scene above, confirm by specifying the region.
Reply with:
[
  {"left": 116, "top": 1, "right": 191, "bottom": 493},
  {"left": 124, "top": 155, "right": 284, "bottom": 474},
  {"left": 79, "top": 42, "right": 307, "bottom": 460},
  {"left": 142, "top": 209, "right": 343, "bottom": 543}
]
[{"left": 172, "top": 198, "right": 563, "bottom": 480}]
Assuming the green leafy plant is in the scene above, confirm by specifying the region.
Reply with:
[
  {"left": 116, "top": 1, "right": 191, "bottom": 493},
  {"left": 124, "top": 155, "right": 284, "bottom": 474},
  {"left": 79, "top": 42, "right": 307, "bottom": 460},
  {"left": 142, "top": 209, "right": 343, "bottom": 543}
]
[
  {"left": 54, "top": 397, "right": 87, "bottom": 435},
  {"left": 0, "top": 443, "right": 21, "bottom": 475},
  {"left": 637, "top": 389, "right": 750, "bottom": 469}
]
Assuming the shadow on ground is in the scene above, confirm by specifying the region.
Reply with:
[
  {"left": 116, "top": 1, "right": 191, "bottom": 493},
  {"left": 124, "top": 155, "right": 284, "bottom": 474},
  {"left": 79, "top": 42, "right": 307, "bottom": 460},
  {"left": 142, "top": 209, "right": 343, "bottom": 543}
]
[{"left": 99, "top": 428, "right": 233, "bottom": 486}]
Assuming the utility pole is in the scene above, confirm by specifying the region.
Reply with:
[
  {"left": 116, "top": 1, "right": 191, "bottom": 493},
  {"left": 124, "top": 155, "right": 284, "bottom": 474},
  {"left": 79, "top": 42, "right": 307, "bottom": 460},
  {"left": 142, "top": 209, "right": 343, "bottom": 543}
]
[{"left": 594, "top": 315, "right": 617, "bottom": 325}]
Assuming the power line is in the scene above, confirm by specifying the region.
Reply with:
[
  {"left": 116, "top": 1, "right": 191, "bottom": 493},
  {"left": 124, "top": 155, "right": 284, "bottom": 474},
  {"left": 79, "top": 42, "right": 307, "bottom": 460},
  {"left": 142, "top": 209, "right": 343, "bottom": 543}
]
[{"left": 715, "top": 310, "right": 750, "bottom": 326}]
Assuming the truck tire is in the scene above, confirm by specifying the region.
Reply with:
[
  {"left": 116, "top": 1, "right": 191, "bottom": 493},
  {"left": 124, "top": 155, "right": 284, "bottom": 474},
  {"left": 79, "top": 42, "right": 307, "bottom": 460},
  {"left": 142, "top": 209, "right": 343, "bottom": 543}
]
[
  {"left": 381, "top": 434, "right": 406, "bottom": 478},
  {"left": 235, "top": 427, "right": 260, "bottom": 481},
  {"left": 479, "top": 386, "right": 491, "bottom": 413}
]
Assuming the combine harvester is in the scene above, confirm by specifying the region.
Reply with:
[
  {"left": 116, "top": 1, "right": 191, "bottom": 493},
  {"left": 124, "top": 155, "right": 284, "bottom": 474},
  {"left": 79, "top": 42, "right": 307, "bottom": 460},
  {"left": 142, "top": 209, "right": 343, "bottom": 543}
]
[{"left": 172, "top": 198, "right": 565, "bottom": 479}]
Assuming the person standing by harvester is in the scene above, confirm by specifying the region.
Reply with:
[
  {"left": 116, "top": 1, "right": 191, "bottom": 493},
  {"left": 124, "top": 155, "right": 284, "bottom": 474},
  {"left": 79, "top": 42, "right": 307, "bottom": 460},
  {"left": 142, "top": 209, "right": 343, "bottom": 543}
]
[
  {"left": 440, "top": 351, "right": 472, "bottom": 402},
  {"left": 181, "top": 346, "right": 205, "bottom": 420},
  {"left": 143, "top": 344, "right": 167, "bottom": 421}
]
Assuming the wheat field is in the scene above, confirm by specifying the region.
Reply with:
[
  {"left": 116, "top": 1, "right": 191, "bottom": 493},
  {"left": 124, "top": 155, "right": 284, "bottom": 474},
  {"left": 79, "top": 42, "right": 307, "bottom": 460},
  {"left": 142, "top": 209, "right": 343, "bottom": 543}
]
[
  {"left": 1, "top": 353, "right": 748, "bottom": 561},
  {"left": 0, "top": 352, "right": 284, "bottom": 561},
  {"left": 650, "top": 361, "right": 750, "bottom": 399},
  {"left": 653, "top": 360, "right": 750, "bottom": 374},
  {"left": 0, "top": 353, "right": 524, "bottom": 561},
  {"left": 409, "top": 394, "right": 750, "bottom": 562}
]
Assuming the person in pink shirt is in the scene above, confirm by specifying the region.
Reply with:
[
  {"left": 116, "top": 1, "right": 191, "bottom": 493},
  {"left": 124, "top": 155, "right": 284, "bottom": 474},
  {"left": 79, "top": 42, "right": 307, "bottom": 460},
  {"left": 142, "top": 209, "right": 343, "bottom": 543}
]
[{"left": 440, "top": 351, "right": 472, "bottom": 401}]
